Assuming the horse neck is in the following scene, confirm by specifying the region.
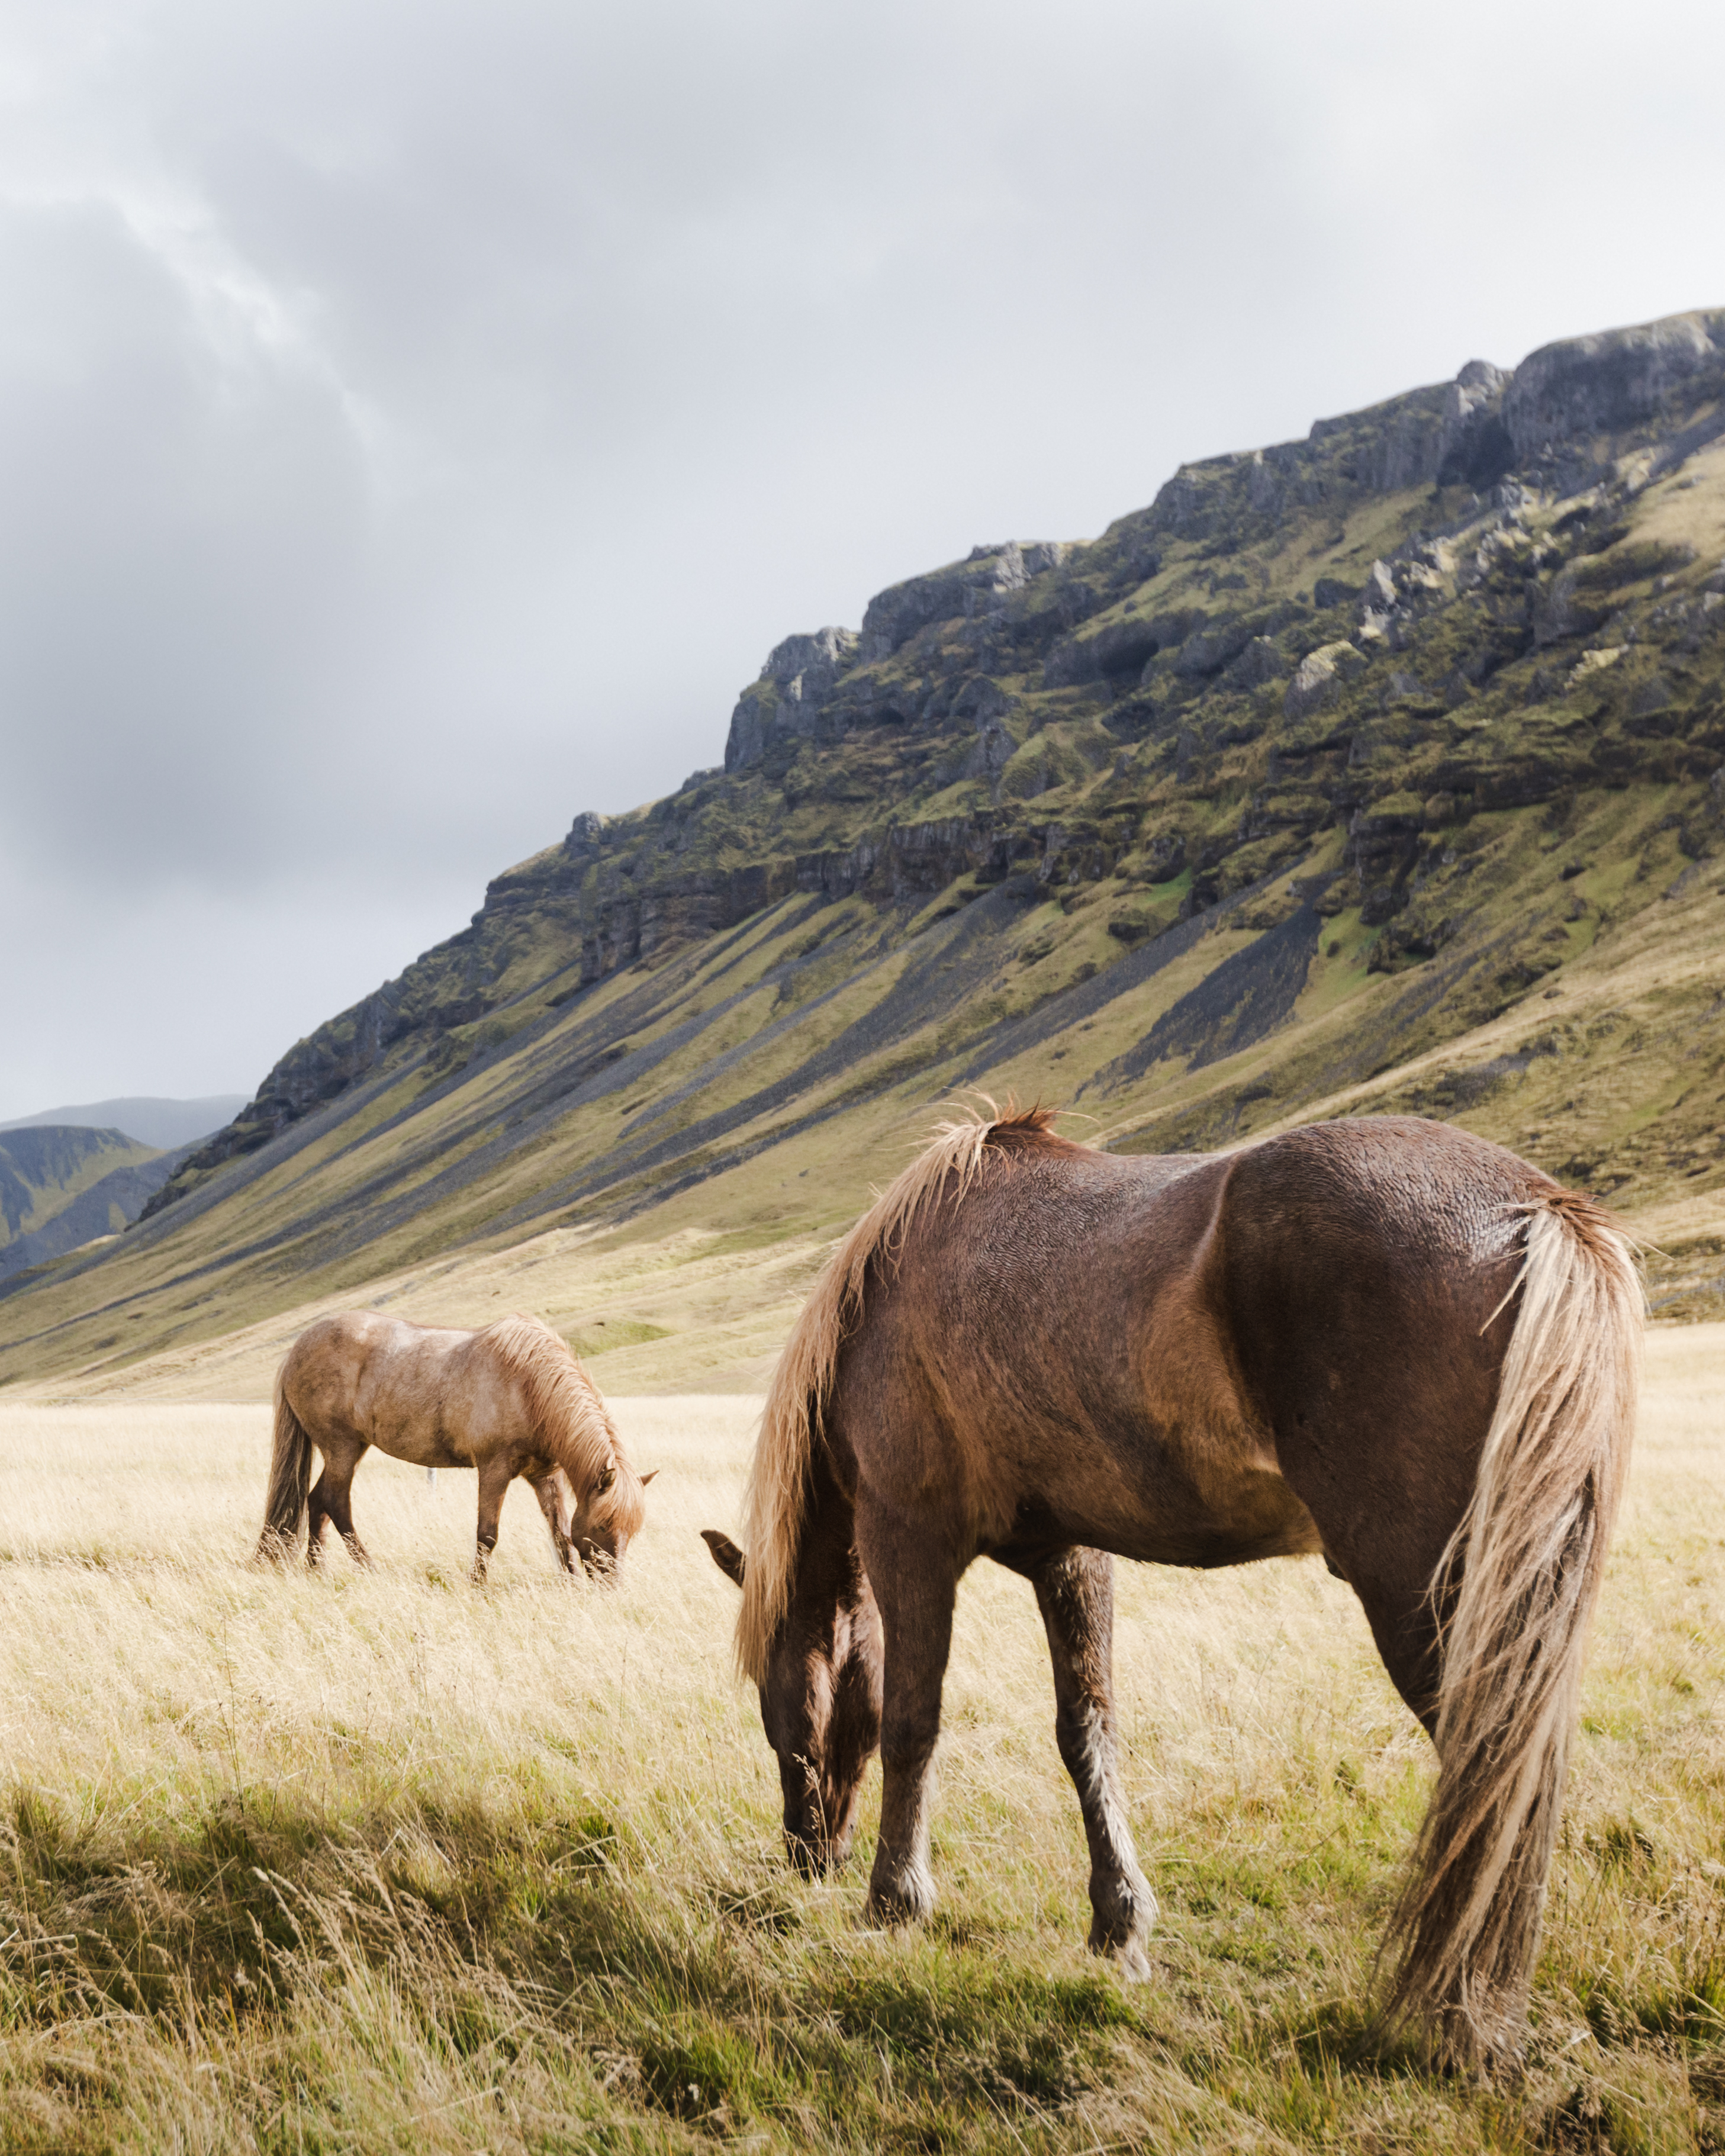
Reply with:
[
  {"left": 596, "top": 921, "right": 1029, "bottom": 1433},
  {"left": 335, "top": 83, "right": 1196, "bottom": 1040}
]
[
  {"left": 484, "top": 1324, "right": 617, "bottom": 1497},
  {"left": 786, "top": 1453, "right": 870, "bottom": 1656},
  {"left": 535, "top": 1386, "right": 619, "bottom": 1498},
  {"left": 771, "top": 1465, "right": 879, "bottom": 1811}
]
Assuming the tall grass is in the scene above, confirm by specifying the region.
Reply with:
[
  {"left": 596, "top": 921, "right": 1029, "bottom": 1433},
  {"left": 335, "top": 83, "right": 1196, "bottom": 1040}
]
[{"left": 1, "top": 1341, "right": 1722, "bottom": 2151}]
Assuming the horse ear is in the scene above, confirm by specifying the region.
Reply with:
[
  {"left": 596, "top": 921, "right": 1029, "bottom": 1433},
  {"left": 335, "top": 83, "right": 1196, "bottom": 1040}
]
[
  {"left": 701, "top": 1528, "right": 746, "bottom": 1587},
  {"left": 639, "top": 1468, "right": 659, "bottom": 1486},
  {"left": 596, "top": 1462, "right": 616, "bottom": 1494}
]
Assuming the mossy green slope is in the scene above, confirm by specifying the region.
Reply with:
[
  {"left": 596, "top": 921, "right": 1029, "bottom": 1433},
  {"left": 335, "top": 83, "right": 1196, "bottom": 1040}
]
[{"left": 4, "top": 309, "right": 1725, "bottom": 1388}]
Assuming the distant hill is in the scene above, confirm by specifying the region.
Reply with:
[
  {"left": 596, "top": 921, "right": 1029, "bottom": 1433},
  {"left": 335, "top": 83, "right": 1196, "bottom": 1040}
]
[
  {"left": 0, "top": 1125, "right": 191, "bottom": 1282},
  {"left": 0, "top": 1096, "right": 248, "bottom": 1150},
  {"left": 4, "top": 305, "right": 1725, "bottom": 1388}
]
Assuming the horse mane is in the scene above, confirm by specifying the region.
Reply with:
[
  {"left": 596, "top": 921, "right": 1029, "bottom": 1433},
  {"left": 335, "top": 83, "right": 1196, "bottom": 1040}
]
[
  {"left": 482, "top": 1313, "right": 645, "bottom": 1535},
  {"left": 735, "top": 1104, "right": 1076, "bottom": 1682}
]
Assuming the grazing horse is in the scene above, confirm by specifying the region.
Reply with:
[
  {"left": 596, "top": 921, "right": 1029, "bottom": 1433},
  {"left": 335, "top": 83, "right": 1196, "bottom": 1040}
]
[
  {"left": 703, "top": 1109, "right": 1641, "bottom": 2068},
  {"left": 258, "top": 1311, "right": 653, "bottom": 1579}
]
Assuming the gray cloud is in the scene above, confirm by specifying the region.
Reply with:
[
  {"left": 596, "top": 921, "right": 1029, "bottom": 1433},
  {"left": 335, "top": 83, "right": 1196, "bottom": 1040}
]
[{"left": 4, "top": 0, "right": 1723, "bottom": 1112}]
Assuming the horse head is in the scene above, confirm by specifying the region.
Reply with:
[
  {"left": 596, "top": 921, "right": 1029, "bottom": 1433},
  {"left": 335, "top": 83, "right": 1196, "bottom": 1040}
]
[
  {"left": 702, "top": 1527, "right": 883, "bottom": 1876},
  {"left": 569, "top": 1459, "right": 656, "bottom": 1578}
]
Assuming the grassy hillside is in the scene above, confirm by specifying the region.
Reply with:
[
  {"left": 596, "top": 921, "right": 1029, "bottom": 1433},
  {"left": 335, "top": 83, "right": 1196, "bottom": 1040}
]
[{"left": 4, "top": 308, "right": 1724, "bottom": 1392}]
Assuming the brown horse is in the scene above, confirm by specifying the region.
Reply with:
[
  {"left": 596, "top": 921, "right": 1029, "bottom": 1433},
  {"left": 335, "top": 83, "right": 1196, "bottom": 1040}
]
[
  {"left": 258, "top": 1310, "right": 653, "bottom": 1579},
  {"left": 703, "top": 1109, "right": 1641, "bottom": 2068}
]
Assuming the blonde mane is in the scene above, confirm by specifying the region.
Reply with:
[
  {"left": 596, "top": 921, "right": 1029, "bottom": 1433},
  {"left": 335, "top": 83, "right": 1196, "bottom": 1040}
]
[
  {"left": 736, "top": 1105, "right": 1070, "bottom": 1681},
  {"left": 483, "top": 1313, "right": 646, "bottom": 1538}
]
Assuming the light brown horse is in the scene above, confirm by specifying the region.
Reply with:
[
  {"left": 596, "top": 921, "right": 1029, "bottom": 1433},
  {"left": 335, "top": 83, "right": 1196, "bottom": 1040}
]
[
  {"left": 703, "top": 1108, "right": 1641, "bottom": 2069},
  {"left": 258, "top": 1310, "right": 652, "bottom": 1580}
]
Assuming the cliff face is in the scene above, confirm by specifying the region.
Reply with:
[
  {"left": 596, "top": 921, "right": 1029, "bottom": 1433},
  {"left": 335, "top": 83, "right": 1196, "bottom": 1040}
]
[
  {"left": 149, "top": 307, "right": 1725, "bottom": 1216},
  {"left": 47, "top": 302, "right": 1710, "bottom": 1365}
]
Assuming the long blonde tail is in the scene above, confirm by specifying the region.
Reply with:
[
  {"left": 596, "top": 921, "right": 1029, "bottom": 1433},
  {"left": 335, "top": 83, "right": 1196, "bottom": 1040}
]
[
  {"left": 1381, "top": 1193, "right": 1642, "bottom": 2066},
  {"left": 256, "top": 1381, "right": 315, "bottom": 1561}
]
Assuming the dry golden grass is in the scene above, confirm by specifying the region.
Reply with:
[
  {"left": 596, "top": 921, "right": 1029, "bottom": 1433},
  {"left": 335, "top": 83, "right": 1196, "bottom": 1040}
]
[{"left": 0, "top": 1335, "right": 1721, "bottom": 2149}]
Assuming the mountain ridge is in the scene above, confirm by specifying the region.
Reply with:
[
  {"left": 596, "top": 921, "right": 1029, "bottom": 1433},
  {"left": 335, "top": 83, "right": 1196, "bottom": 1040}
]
[
  {"left": 147, "top": 305, "right": 1725, "bottom": 1211},
  {"left": 6, "top": 303, "right": 1725, "bottom": 1391},
  {"left": 0, "top": 1096, "right": 248, "bottom": 1150}
]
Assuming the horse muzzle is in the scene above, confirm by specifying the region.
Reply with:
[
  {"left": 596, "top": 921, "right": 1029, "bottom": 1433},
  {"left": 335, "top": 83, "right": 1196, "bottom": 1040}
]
[
  {"left": 781, "top": 1779, "right": 860, "bottom": 1878},
  {"left": 575, "top": 1539, "right": 621, "bottom": 1582},
  {"left": 784, "top": 1825, "right": 845, "bottom": 1878}
]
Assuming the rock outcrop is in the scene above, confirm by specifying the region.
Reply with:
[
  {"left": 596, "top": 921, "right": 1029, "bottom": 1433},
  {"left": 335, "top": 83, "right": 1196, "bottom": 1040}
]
[
  {"left": 1505, "top": 311, "right": 1725, "bottom": 459},
  {"left": 1285, "top": 640, "right": 1370, "bottom": 719}
]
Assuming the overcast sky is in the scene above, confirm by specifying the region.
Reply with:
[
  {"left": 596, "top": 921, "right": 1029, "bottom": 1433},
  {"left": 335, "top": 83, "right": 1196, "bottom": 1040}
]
[{"left": 2, "top": 0, "right": 1721, "bottom": 1120}]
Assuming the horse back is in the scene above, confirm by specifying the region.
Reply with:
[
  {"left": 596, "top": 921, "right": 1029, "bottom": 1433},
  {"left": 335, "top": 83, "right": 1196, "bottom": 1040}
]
[
  {"left": 823, "top": 1115, "right": 1543, "bottom": 1592},
  {"left": 280, "top": 1311, "right": 490, "bottom": 1464}
]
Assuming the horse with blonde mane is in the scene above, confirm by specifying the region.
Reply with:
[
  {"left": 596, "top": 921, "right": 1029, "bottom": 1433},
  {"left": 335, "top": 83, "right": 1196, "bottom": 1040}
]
[
  {"left": 703, "top": 1108, "right": 1641, "bottom": 2070},
  {"left": 258, "top": 1311, "right": 652, "bottom": 1580}
]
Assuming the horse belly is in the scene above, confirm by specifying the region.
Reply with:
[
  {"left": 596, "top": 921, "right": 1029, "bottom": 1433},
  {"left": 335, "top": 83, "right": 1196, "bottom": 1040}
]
[
  {"left": 1118, "top": 1286, "right": 1327, "bottom": 1566},
  {"left": 373, "top": 1415, "right": 471, "bottom": 1470},
  {"left": 986, "top": 1283, "right": 1320, "bottom": 1569},
  {"left": 1083, "top": 1458, "right": 1324, "bottom": 1570},
  {"left": 920, "top": 1338, "right": 1323, "bottom": 1572},
  {"left": 979, "top": 1402, "right": 1324, "bottom": 1571}
]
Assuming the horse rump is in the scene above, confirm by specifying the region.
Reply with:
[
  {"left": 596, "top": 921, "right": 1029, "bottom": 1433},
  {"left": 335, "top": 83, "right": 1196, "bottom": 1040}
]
[
  {"left": 1379, "top": 1189, "right": 1642, "bottom": 2069},
  {"left": 256, "top": 1379, "right": 315, "bottom": 1562}
]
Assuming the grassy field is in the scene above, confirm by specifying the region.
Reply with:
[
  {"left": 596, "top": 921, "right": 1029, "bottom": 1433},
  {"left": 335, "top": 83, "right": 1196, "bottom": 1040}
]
[{"left": 1, "top": 1335, "right": 1723, "bottom": 2152}]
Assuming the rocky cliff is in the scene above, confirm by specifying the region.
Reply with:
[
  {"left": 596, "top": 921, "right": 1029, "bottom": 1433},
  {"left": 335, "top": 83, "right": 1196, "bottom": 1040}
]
[
  {"left": 148, "top": 307, "right": 1725, "bottom": 1215},
  {"left": 11, "top": 305, "right": 1724, "bottom": 1386}
]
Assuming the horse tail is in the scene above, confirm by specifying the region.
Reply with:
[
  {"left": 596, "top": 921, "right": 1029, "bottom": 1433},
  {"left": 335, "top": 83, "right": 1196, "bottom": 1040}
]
[
  {"left": 735, "top": 1104, "right": 1067, "bottom": 1682},
  {"left": 256, "top": 1378, "right": 315, "bottom": 1561},
  {"left": 1382, "top": 1188, "right": 1642, "bottom": 2066}
]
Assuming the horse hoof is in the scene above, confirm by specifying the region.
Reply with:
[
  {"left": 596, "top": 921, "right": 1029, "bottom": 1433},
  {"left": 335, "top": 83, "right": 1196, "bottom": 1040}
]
[
  {"left": 1088, "top": 1879, "right": 1156, "bottom": 1978},
  {"left": 866, "top": 1871, "right": 935, "bottom": 1927}
]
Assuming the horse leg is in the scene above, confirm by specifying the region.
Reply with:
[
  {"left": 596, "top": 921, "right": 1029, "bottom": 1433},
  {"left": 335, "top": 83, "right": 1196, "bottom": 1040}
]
[
  {"left": 472, "top": 1457, "right": 515, "bottom": 1584},
  {"left": 1347, "top": 1573, "right": 1444, "bottom": 1740},
  {"left": 1031, "top": 1546, "right": 1155, "bottom": 1977},
  {"left": 529, "top": 1469, "right": 576, "bottom": 1574},
  {"left": 855, "top": 1505, "right": 956, "bottom": 1927},
  {"left": 305, "top": 1468, "right": 332, "bottom": 1568},
  {"left": 321, "top": 1446, "right": 371, "bottom": 1567}
]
